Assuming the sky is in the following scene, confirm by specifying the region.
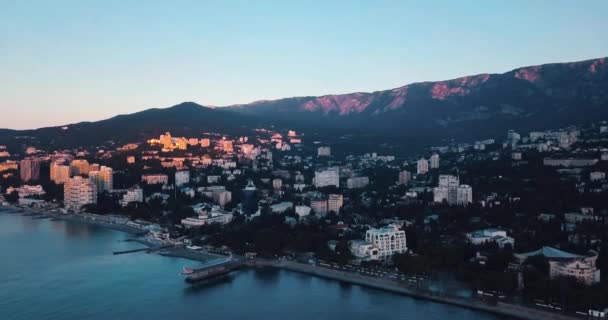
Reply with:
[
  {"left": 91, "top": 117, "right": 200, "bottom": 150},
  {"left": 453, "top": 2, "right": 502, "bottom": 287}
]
[{"left": 1, "top": 0, "right": 607, "bottom": 129}]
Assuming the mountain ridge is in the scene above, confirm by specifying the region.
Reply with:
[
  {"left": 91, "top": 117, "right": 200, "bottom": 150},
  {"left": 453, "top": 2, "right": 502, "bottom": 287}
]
[{"left": 2, "top": 57, "right": 607, "bottom": 149}]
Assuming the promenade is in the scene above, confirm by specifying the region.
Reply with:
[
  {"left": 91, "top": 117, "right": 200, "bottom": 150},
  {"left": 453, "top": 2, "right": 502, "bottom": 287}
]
[{"left": 257, "top": 260, "right": 582, "bottom": 320}]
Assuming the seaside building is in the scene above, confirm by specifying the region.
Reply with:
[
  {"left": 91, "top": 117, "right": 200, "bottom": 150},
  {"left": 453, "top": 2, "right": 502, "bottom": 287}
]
[
  {"left": 365, "top": 224, "right": 407, "bottom": 259},
  {"left": 515, "top": 247, "right": 600, "bottom": 285},
  {"left": 64, "top": 176, "right": 97, "bottom": 212},
  {"left": 120, "top": 187, "right": 144, "bottom": 207}
]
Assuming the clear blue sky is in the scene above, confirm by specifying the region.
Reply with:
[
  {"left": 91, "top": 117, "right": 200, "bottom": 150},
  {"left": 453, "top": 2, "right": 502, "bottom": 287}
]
[{"left": 2, "top": 0, "right": 607, "bottom": 129}]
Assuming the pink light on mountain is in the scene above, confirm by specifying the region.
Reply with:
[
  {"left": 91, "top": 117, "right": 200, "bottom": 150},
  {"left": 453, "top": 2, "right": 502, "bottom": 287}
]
[
  {"left": 515, "top": 66, "right": 541, "bottom": 82},
  {"left": 589, "top": 58, "right": 606, "bottom": 74},
  {"left": 301, "top": 93, "right": 373, "bottom": 114}
]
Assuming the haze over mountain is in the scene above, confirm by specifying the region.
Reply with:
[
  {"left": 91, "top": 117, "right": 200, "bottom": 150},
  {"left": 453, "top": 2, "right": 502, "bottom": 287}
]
[{"left": 3, "top": 57, "right": 607, "bottom": 149}]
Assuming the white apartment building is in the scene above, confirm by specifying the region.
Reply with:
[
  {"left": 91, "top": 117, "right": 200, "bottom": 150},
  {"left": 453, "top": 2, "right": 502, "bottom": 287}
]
[
  {"left": 398, "top": 170, "right": 411, "bottom": 185},
  {"left": 327, "top": 194, "right": 343, "bottom": 213},
  {"left": 142, "top": 174, "right": 169, "bottom": 185},
  {"left": 64, "top": 176, "right": 97, "bottom": 212},
  {"left": 317, "top": 146, "right": 331, "bottom": 157},
  {"left": 314, "top": 168, "right": 339, "bottom": 188},
  {"left": 175, "top": 170, "right": 190, "bottom": 186},
  {"left": 347, "top": 176, "right": 369, "bottom": 189},
  {"left": 365, "top": 224, "right": 407, "bottom": 259},
  {"left": 430, "top": 153, "right": 440, "bottom": 169},
  {"left": 466, "top": 228, "right": 514, "bottom": 248},
  {"left": 120, "top": 187, "right": 144, "bottom": 207},
  {"left": 417, "top": 158, "right": 429, "bottom": 175},
  {"left": 433, "top": 174, "right": 459, "bottom": 204}
]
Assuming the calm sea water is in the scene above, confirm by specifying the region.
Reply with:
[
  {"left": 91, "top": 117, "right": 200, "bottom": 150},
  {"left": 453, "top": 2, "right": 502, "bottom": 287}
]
[{"left": 0, "top": 210, "right": 510, "bottom": 320}]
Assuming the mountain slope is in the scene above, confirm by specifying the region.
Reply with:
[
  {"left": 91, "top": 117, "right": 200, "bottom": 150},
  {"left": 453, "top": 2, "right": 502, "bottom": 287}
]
[
  {"left": 4, "top": 102, "right": 267, "bottom": 149},
  {"left": 227, "top": 57, "right": 608, "bottom": 140}
]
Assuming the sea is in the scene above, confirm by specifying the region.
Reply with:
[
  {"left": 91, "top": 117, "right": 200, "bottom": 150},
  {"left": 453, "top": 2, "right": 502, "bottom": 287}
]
[{"left": 0, "top": 209, "right": 511, "bottom": 320}]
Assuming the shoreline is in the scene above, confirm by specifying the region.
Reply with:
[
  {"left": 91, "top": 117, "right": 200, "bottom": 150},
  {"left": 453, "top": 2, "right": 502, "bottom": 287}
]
[
  {"left": 255, "top": 260, "right": 581, "bottom": 320},
  {"left": 1, "top": 207, "right": 583, "bottom": 320}
]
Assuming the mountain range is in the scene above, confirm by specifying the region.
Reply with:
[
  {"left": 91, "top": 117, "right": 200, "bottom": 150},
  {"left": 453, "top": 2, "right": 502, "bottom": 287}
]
[{"left": 2, "top": 57, "right": 607, "bottom": 149}]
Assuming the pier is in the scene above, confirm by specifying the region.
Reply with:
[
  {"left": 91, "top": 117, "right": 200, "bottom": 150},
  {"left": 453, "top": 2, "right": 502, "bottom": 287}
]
[{"left": 113, "top": 245, "right": 174, "bottom": 255}]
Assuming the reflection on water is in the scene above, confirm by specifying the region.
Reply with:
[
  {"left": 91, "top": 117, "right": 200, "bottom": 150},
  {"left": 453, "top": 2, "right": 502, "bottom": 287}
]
[{"left": 183, "top": 275, "right": 235, "bottom": 295}]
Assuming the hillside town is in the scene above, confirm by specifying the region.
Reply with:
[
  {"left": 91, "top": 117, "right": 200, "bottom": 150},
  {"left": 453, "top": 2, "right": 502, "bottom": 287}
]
[{"left": 1, "top": 121, "right": 608, "bottom": 314}]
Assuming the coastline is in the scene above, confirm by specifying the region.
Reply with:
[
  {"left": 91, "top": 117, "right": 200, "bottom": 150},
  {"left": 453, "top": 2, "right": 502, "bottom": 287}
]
[
  {"left": 0, "top": 206, "right": 583, "bottom": 320},
  {"left": 256, "top": 260, "right": 582, "bottom": 320}
]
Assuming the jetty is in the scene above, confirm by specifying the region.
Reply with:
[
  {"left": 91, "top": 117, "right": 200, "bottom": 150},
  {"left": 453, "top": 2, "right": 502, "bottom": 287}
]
[{"left": 113, "top": 245, "right": 174, "bottom": 255}]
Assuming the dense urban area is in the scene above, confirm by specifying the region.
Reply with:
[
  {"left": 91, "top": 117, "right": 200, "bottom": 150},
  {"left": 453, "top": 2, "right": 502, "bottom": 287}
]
[{"left": 2, "top": 120, "right": 608, "bottom": 317}]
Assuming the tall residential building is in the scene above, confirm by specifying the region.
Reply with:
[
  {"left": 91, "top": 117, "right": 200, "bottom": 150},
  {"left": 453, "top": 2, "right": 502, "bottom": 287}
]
[
  {"left": 365, "top": 224, "right": 407, "bottom": 259},
  {"left": 310, "top": 198, "right": 328, "bottom": 216},
  {"left": 50, "top": 161, "right": 70, "bottom": 184},
  {"left": 160, "top": 132, "right": 173, "bottom": 149},
  {"left": 433, "top": 175, "right": 461, "bottom": 205},
  {"left": 64, "top": 176, "right": 97, "bottom": 212},
  {"left": 417, "top": 158, "right": 429, "bottom": 175},
  {"left": 175, "top": 170, "right": 190, "bottom": 186},
  {"left": 317, "top": 146, "right": 331, "bottom": 157},
  {"left": 20, "top": 157, "right": 41, "bottom": 182},
  {"left": 398, "top": 170, "right": 411, "bottom": 185},
  {"left": 200, "top": 138, "right": 211, "bottom": 147},
  {"left": 456, "top": 184, "right": 473, "bottom": 206},
  {"left": 89, "top": 166, "right": 113, "bottom": 192},
  {"left": 70, "top": 159, "right": 90, "bottom": 176},
  {"left": 327, "top": 194, "right": 343, "bottom": 213},
  {"left": 430, "top": 153, "right": 440, "bottom": 169},
  {"left": 272, "top": 178, "right": 282, "bottom": 190},
  {"left": 314, "top": 167, "right": 339, "bottom": 188}
]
